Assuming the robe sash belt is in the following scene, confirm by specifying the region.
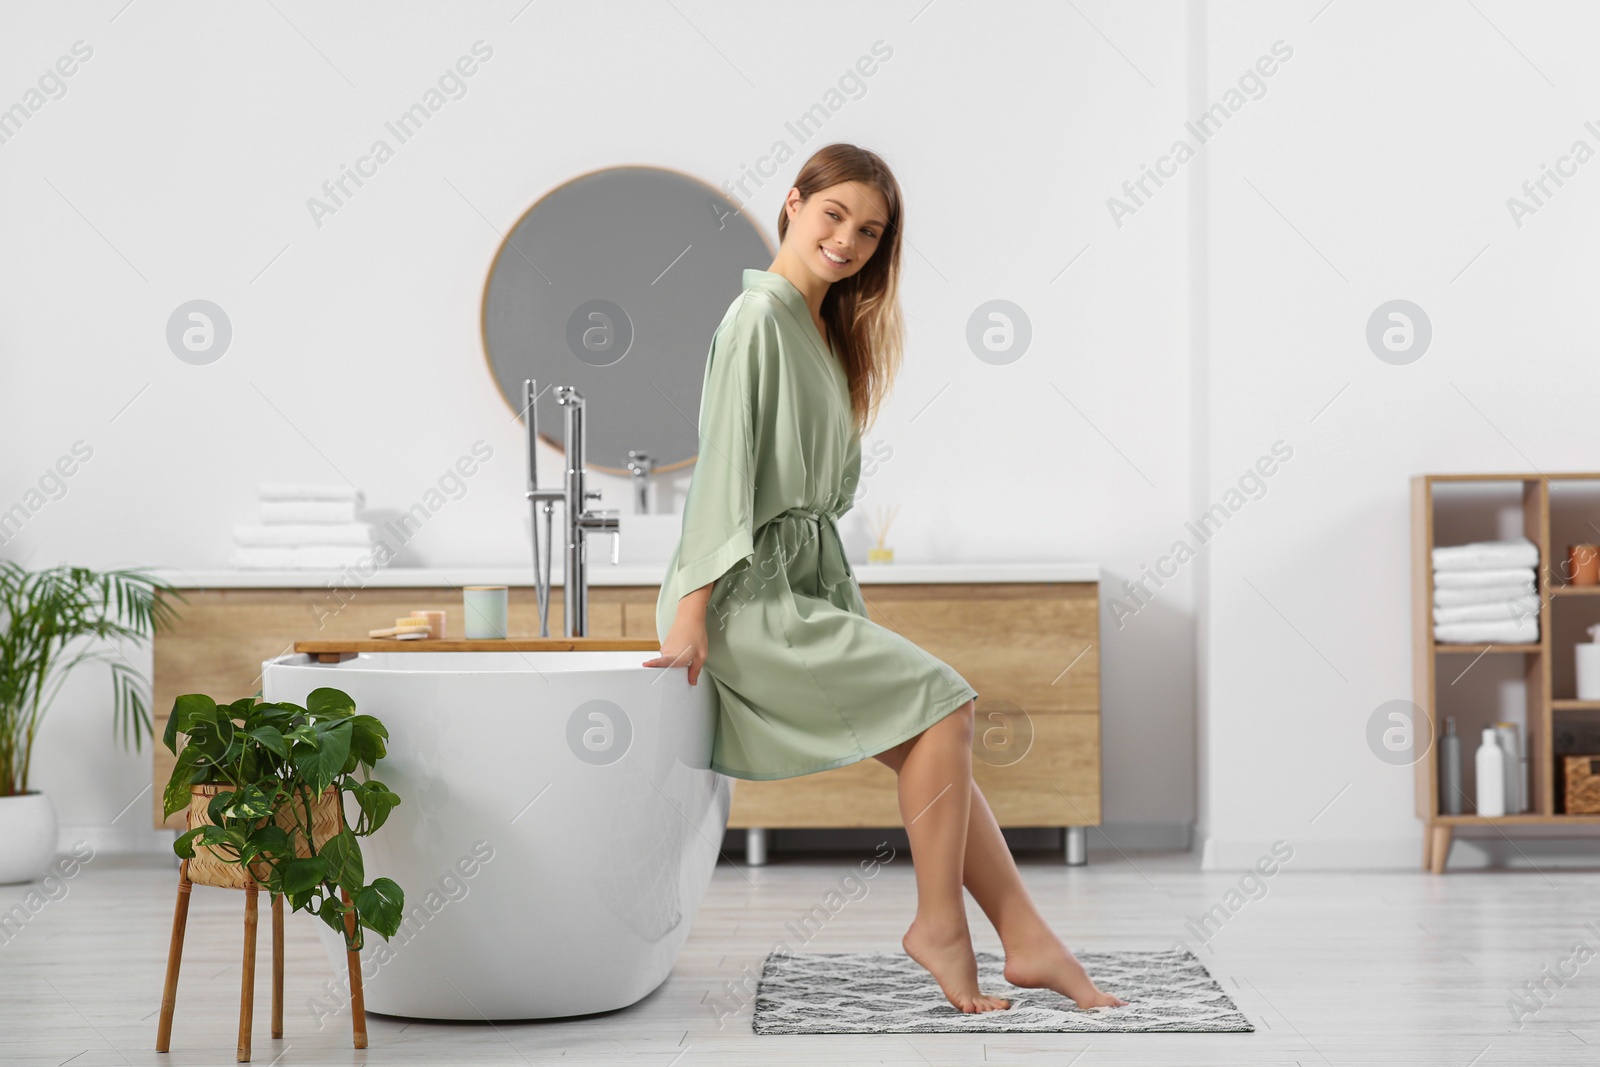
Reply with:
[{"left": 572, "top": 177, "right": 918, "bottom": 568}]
[{"left": 769, "top": 506, "right": 853, "bottom": 594}]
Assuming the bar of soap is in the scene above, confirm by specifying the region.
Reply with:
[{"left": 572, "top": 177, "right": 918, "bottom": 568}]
[{"left": 368, "top": 623, "right": 433, "bottom": 638}]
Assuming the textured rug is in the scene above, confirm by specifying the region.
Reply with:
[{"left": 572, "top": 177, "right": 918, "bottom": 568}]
[{"left": 752, "top": 948, "right": 1254, "bottom": 1034}]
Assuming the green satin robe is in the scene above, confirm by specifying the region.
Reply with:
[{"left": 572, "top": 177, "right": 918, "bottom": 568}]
[{"left": 654, "top": 268, "right": 978, "bottom": 781}]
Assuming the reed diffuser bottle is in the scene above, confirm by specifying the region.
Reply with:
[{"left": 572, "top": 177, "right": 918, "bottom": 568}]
[{"left": 866, "top": 503, "right": 899, "bottom": 564}]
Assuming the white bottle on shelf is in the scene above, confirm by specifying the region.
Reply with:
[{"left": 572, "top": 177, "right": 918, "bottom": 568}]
[
  {"left": 1494, "top": 722, "right": 1524, "bottom": 814},
  {"left": 1476, "top": 728, "right": 1506, "bottom": 817}
]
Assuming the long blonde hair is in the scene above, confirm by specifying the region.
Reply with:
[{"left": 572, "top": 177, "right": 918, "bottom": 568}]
[{"left": 776, "top": 143, "right": 904, "bottom": 437}]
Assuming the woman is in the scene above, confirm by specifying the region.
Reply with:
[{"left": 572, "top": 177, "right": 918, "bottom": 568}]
[{"left": 643, "top": 143, "right": 1125, "bottom": 1015}]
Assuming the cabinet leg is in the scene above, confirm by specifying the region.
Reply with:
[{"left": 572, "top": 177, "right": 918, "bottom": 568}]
[
  {"left": 1421, "top": 823, "right": 1434, "bottom": 871},
  {"left": 238, "top": 884, "right": 258, "bottom": 1062},
  {"left": 1064, "top": 827, "right": 1087, "bottom": 866},
  {"left": 745, "top": 827, "right": 769, "bottom": 867},
  {"left": 155, "top": 861, "right": 193, "bottom": 1053},
  {"left": 1429, "top": 825, "right": 1453, "bottom": 874}
]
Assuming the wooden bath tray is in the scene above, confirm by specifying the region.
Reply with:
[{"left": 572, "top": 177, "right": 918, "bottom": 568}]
[{"left": 293, "top": 637, "right": 660, "bottom": 663}]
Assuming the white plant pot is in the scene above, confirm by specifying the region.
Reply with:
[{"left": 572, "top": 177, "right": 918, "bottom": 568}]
[{"left": 0, "top": 792, "right": 59, "bottom": 885}]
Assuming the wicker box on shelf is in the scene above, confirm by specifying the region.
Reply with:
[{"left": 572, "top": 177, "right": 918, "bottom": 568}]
[{"left": 1561, "top": 755, "right": 1600, "bottom": 815}]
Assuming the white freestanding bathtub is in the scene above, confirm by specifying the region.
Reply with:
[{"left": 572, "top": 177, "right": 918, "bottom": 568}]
[{"left": 260, "top": 650, "right": 731, "bottom": 1021}]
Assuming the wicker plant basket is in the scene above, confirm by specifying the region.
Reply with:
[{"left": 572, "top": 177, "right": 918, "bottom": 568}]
[{"left": 185, "top": 783, "right": 346, "bottom": 890}]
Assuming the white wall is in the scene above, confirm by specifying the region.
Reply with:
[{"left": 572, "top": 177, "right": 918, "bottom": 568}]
[
  {"left": 1, "top": 1, "right": 1199, "bottom": 853},
  {"left": 1198, "top": 0, "right": 1600, "bottom": 868}
]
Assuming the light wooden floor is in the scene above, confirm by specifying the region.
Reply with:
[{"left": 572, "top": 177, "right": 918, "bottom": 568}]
[{"left": 5, "top": 847, "right": 1598, "bottom": 1065}]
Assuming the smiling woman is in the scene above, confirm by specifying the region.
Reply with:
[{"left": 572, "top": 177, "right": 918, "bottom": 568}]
[{"left": 646, "top": 143, "right": 1126, "bottom": 1016}]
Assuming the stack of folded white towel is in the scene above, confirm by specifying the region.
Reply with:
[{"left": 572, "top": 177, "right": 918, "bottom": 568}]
[
  {"left": 1432, "top": 536, "right": 1541, "bottom": 644},
  {"left": 231, "top": 484, "right": 377, "bottom": 570}
]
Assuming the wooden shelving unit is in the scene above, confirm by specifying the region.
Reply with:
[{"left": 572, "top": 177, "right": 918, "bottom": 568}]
[{"left": 1413, "top": 473, "right": 1600, "bottom": 872}]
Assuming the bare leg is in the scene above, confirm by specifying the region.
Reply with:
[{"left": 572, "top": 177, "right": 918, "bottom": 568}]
[
  {"left": 891, "top": 700, "right": 1011, "bottom": 1013},
  {"left": 875, "top": 741, "right": 1127, "bottom": 1008}
]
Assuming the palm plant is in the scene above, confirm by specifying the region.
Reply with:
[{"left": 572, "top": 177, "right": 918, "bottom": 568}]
[{"left": 0, "top": 561, "right": 185, "bottom": 795}]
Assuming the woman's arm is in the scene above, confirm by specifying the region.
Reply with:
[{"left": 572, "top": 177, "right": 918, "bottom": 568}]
[
  {"left": 642, "top": 299, "right": 781, "bottom": 685},
  {"left": 642, "top": 582, "right": 714, "bottom": 684}
]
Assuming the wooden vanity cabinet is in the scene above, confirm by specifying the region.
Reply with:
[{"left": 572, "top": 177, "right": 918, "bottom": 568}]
[{"left": 152, "top": 581, "right": 1102, "bottom": 846}]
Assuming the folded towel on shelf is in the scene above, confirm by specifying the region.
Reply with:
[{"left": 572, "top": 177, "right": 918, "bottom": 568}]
[
  {"left": 1432, "top": 537, "right": 1539, "bottom": 571},
  {"left": 1432, "top": 567, "right": 1536, "bottom": 589},
  {"left": 1433, "top": 595, "right": 1541, "bottom": 625},
  {"left": 1434, "top": 615, "right": 1540, "bottom": 644},
  {"left": 233, "top": 522, "right": 375, "bottom": 548},
  {"left": 1434, "top": 582, "right": 1536, "bottom": 608},
  {"left": 260, "top": 499, "right": 359, "bottom": 525},
  {"left": 258, "top": 483, "right": 364, "bottom": 503},
  {"left": 294, "top": 544, "right": 375, "bottom": 569},
  {"left": 233, "top": 545, "right": 295, "bottom": 569},
  {"left": 232, "top": 544, "right": 377, "bottom": 570}
]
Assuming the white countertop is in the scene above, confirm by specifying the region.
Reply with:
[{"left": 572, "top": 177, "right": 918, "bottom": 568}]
[{"left": 147, "top": 562, "right": 1099, "bottom": 589}]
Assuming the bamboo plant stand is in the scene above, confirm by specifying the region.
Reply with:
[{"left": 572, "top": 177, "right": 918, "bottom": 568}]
[
  {"left": 155, "top": 785, "right": 369, "bottom": 1062},
  {"left": 155, "top": 858, "right": 367, "bottom": 1061},
  {"left": 1413, "top": 473, "right": 1600, "bottom": 873}
]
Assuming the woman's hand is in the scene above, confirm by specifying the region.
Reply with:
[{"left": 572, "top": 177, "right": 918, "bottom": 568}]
[{"left": 642, "top": 597, "right": 712, "bottom": 685}]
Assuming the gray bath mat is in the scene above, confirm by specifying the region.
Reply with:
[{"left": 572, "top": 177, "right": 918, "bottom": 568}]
[{"left": 753, "top": 948, "right": 1253, "bottom": 1033}]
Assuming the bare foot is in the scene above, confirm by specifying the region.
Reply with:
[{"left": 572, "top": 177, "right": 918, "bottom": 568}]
[
  {"left": 1002, "top": 927, "right": 1128, "bottom": 1009},
  {"left": 902, "top": 917, "right": 1012, "bottom": 1014}
]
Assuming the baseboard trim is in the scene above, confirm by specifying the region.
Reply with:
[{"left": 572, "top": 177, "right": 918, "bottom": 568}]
[
  {"left": 1199, "top": 835, "right": 1413, "bottom": 871},
  {"left": 1087, "top": 821, "right": 1194, "bottom": 852},
  {"left": 58, "top": 823, "right": 177, "bottom": 858},
  {"left": 1199, "top": 832, "right": 1600, "bottom": 871},
  {"left": 721, "top": 822, "right": 1195, "bottom": 856}
]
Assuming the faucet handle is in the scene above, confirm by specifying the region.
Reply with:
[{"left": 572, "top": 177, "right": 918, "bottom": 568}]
[{"left": 586, "top": 490, "right": 602, "bottom": 503}]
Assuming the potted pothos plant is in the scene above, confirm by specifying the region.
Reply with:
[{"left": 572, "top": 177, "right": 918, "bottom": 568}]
[
  {"left": 161, "top": 686, "right": 405, "bottom": 949},
  {"left": 0, "top": 561, "right": 182, "bottom": 884}
]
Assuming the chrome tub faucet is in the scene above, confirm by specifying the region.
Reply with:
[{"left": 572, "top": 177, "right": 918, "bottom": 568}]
[{"left": 523, "top": 379, "right": 620, "bottom": 637}]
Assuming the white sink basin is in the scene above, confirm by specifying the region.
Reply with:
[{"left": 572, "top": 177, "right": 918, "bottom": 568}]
[
  {"left": 617, "top": 512, "right": 683, "bottom": 564},
  {"left": 523, "top": 510, "right": 682, "bottom": 566}
]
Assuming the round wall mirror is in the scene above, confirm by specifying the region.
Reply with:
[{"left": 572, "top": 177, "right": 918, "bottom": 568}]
[{"left": 480, "top": 166, "right": 774, "bottom": 480}]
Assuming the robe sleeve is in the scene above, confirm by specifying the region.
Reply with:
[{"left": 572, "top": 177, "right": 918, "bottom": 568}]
[
  {"left": 836, "top": 433, "right": 862, "bottom": 519},
  {"left": 667, "top": 301, "right": 775, "bottom": 604}
]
